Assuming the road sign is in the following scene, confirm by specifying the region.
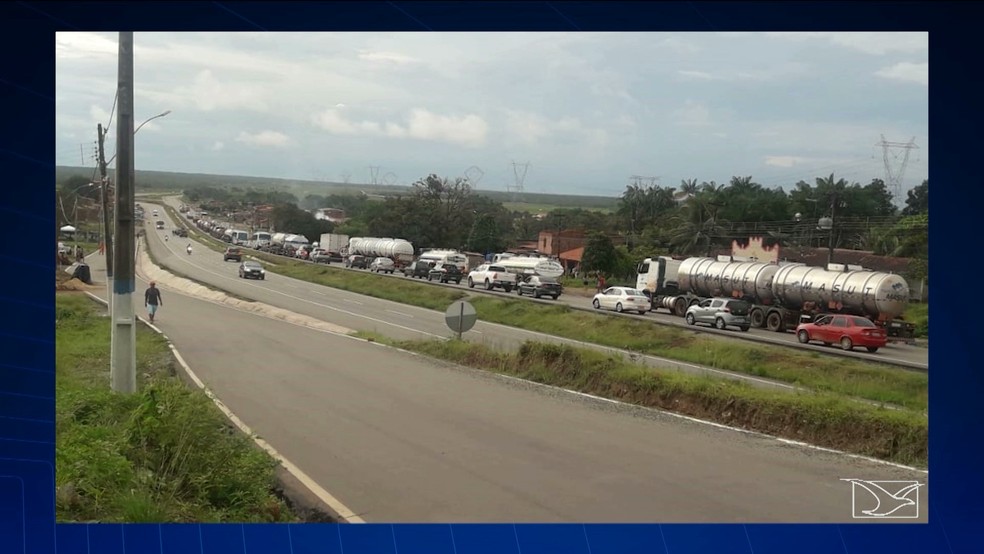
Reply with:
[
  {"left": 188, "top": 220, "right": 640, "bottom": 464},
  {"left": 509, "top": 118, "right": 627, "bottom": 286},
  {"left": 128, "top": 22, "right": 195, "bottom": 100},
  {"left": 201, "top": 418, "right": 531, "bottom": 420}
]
[{"left": 445, "top": 300, "right": 477, "bottom": 339}]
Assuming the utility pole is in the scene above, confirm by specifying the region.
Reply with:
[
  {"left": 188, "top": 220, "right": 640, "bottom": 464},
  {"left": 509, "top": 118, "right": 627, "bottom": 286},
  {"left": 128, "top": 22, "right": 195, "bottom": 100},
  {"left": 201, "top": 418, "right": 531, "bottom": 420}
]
[
  {"left": 826, "top": 191, "right": 839, "bottom": 267},
  {"left": 97, "top": 124, "right": 114, "bottom": 308},
  {"left": 111, "top": 32, "right": 136, "bottom": 394}
]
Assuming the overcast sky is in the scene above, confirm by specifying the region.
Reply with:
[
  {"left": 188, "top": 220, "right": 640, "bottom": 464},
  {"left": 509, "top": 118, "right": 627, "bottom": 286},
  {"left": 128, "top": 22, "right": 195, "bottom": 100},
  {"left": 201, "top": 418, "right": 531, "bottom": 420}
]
[{"left": 55, "top": 31, "right": 928, "bottom": 199}]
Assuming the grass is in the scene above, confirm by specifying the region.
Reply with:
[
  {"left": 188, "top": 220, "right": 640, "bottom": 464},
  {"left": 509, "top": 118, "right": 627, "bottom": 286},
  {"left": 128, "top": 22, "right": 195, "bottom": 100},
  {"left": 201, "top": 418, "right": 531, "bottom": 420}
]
[
  {"left": 350, "top": 333, "right": 928, "bottom": 468},
  {"left": 55, "top": 293, "right": 297, "bottom": 522},
  {"left": 248, "top": 256, "right": 928, "bottom": 411},
  {"left": 158, "top": 199, "right": 927, "bottom": 410},
  {"left": 904, "top": 302, "right": 929, "bottom": 339}
]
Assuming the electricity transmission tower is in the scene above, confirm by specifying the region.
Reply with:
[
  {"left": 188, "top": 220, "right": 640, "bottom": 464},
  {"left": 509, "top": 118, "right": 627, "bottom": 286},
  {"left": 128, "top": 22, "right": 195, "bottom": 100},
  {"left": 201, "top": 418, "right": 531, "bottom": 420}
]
[
  {"left": 367, "top": 166, "right": 381, "bottom": 185},
  {"left": 876, "top": 135, "right": 919, "bottom": 205},
  {"left": 508, "top": 161, "right": 530, "bottom": 202},
  {"left": 464, "top": 165, "right": 484, "bottom": 188}
]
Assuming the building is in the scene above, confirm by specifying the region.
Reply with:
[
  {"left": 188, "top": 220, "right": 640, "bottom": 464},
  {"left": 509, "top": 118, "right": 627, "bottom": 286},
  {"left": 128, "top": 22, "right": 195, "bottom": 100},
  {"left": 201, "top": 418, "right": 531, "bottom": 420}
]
[{"left": 314, "top": 208, "right": 348, "bottom": 223}]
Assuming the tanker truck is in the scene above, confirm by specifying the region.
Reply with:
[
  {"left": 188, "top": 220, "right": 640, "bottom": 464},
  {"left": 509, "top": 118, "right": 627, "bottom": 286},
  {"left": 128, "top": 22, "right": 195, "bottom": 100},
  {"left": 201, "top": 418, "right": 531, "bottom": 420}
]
[
  {"left": 491, "top": 253, "right": 565, "bottom": 278},
  {"left": 637, "top": 256, "right": 916, "bottom": 341},
  {"left": 345, "top": 237, "right": 415, "bottom": 267}
]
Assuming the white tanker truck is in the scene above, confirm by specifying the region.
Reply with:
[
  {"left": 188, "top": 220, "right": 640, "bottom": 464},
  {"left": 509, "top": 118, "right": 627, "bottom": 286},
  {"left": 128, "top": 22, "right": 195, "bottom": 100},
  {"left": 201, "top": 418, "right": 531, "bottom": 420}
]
[
  {"left": 636, "top": 255, "right": 916, "bottom": 341},
  {"left": 491, "top": 253, "right": 565, "bottom": 278},
  {"left": 345, "top": 237, "right": 415, "bottom": 266}
]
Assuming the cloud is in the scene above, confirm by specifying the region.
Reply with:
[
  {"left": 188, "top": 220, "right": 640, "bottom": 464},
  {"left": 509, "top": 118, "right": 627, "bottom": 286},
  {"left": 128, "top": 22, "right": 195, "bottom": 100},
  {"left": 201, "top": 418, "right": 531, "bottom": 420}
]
[
  {"left": 874, "top": 62, "right": 928, "bottom": 86},
  {"left": 235, "top": 131, "right": 290, "bottom": 148},
  {"left": 671, "top": 100, "right": 712, "bottom": 127},
  {"left": 143, "top": 70, "right": 269, "bottom": 113},
  {"left": 56, "top": 32, "right": 117, "bottom": 59},
  {"left": 764, "top": 155, "right": 807, "bottom": 168},
  {"left": 358, "top": 50, "right": 419, "bottom": 64},
  {"left": 89, "top": 105, "right": 111, "bottom": 125},
  {"left": 764, "top": 32, "right": 927, "bottom": 55},
  {"left": 311, "top": 107, "right": 488, "bottom": 147},
  {"left": 659, "top": 37, "right": 700, "bottom": 54},
  {"left": 677, "top": 70, "right": 720, "bottom": 81},
  {"left": 503, "top": 110, "right": 609, "bottom": 149},
  {"left": 212, "top": 141, "right": 225, "bottom": 151}
]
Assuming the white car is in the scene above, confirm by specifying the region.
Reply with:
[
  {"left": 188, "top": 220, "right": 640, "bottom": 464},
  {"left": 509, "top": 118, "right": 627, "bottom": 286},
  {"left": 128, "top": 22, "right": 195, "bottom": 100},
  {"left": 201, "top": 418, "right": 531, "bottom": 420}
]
[
  {"left": 592, "top": 286, "right": 650, "bottom": 315},
  {"left": 369, "top": 257, "right": 396, "bottom": 274},
  {"left": 466, "top": 263, "right": 518, "bottom": 292}
]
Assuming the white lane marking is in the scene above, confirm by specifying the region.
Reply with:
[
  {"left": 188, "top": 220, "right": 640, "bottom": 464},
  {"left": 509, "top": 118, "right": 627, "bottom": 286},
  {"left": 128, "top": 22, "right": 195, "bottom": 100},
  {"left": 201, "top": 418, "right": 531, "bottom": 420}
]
[
  {"left": 472, "top": 318, "right": 799, "bottom": 392},
  {"left": 83, "top": 290, "right": 367, "bottom": 524},
  {"left": 386, "top": 309, "right": 414, "bottom": 318},
  {"left": 366, "top": 336, "right": 929, "bottom": 476},
  {"left": 344, "top": 299, "right": 363, "bottom": 305}
]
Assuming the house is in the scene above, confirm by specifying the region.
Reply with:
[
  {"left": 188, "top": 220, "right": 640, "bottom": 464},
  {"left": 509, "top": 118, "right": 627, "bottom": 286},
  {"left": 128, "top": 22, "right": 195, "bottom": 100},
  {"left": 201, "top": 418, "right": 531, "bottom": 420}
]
[{"left": 314, "top": 208, "right": 348, "bottom": 223}]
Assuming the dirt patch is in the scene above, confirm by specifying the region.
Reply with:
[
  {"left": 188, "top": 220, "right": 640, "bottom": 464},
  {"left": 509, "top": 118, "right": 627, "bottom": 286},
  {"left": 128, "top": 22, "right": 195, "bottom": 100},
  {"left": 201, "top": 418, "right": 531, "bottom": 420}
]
[{"left": 56, "top": 277, "right": 98, "bottom": 292}]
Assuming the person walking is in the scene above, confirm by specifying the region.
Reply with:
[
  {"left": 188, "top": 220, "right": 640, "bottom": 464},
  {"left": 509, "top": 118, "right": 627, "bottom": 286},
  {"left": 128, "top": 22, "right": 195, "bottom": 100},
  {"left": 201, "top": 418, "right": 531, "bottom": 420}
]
[
  {"left": 144, "top": 281, "right": 163, "bottom": 324},
  {"left": 596, "top": 273, "right": 606, "bottom": 293}
]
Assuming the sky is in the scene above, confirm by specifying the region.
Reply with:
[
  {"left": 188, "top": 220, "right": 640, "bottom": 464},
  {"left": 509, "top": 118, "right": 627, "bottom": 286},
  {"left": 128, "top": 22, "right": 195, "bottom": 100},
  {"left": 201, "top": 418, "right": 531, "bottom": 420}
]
[{"left": 55, "top": 31, "right": 928, "bottom": 199}]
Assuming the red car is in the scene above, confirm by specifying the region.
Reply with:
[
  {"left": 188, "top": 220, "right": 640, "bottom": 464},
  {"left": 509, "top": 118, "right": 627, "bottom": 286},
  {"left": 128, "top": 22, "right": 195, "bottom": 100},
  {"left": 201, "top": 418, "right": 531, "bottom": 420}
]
[{"left": 795, "top": 314, "right": 887, "bottom": 353}]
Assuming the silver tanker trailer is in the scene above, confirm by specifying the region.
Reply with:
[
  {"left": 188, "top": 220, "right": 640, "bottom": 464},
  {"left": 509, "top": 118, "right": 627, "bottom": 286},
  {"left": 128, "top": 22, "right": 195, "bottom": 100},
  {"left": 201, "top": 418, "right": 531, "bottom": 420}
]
[
  {"left": 345, "top": 237, "right": 415, "bottom": 267},
  {"left": 637, "top": 255, "right": 916, "bottom": 340}
]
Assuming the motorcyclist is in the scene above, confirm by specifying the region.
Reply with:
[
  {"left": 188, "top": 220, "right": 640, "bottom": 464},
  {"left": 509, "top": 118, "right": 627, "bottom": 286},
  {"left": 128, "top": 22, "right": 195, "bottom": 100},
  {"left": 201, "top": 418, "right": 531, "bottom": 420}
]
[{"left": 186, "top": 243, "right": 193, "bottom": 255}]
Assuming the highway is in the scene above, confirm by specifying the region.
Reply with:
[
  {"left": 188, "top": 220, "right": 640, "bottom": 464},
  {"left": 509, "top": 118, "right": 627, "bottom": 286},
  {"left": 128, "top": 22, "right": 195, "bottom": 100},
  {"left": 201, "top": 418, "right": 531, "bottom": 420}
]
[
  {"left": 80, "top": 246, "right": 928, "bottom": 523},
  {"left": 159, "top": 197, "right": 929, "bottom": 370},
  {"left": 143, "top": 204, "right": 844, "bottom": 395}
]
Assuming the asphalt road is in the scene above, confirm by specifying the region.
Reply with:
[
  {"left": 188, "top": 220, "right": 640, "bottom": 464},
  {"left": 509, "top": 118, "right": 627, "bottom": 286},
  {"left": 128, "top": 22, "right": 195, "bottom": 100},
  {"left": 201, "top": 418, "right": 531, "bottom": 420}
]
[
  {"left": 80, "top": 251, "right": 928, "bottom": 523},
  {"left": 143, "top": 205, "right": 828, "bottom": 395},
  {"left": 161, "top": 197, "right": 928, "bottom": 370}
]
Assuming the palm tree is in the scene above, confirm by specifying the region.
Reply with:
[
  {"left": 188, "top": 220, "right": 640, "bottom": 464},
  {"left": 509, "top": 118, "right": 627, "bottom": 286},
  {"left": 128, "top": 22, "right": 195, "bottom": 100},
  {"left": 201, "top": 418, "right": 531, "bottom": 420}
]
[{"left": 667, "top": 192, "right": 729, "bottom": 256}]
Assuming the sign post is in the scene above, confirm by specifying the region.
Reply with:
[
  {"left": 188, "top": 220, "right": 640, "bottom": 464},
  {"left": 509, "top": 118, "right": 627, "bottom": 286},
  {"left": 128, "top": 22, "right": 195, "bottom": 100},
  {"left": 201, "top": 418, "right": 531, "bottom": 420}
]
[{"left": 444, "top": 300, "right": 477, "bottom": 340}]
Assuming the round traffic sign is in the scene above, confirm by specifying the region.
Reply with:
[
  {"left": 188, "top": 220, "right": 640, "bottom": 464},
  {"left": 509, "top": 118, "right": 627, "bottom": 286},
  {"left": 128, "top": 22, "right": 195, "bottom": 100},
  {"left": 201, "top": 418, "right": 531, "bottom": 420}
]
[{"left": 445, "top": 300, "right": 477, "bottom": 336}]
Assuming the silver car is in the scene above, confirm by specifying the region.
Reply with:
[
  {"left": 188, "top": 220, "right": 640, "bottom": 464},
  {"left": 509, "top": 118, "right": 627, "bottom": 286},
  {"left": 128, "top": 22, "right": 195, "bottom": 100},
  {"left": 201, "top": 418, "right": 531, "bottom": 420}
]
[{"left": 685, "top": 298, "right": 751, "bottom": 331}]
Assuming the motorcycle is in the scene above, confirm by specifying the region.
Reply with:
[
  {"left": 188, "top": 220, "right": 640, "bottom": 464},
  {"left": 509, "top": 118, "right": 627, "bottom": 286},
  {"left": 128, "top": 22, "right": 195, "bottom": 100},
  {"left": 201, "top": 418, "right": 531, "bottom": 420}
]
[{"left": 186, "top": 245, "right": 193, "bottom": 255}]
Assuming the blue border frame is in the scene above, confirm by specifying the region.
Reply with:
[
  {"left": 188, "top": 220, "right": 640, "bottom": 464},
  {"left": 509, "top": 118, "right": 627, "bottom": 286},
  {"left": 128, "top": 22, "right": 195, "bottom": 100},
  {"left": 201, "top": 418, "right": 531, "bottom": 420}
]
[{"left": 5, "top": 2, "right": 977, "bottom": 553}]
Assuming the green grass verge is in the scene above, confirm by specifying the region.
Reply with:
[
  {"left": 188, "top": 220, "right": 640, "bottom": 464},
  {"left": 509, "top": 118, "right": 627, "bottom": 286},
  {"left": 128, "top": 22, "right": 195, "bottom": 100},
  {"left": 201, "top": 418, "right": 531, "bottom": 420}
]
[
  {"left": 258, "top": 258, "right": 927, "bottom": 411},
  {"left": 904, "top": 303, "right": 928, "bottom": 339},
  {"left": 56, "top": 294, "right": 295, "bottom": 522},
  {"left": 158, "top": 199, "right": 927, "bottom": 411},
  {"left": 353, "top": 332, "right": 928, "bottom": 468}
]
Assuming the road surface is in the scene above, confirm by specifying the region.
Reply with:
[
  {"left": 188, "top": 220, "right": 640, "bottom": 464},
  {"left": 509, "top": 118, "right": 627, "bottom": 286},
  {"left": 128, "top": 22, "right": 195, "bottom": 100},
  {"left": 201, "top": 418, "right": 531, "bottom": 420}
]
[
  {"left": 161, "top": 197, "right": 928, "bottom": 370},
  {"left": 78, "top": 251, "right": 928, "bottom": 523}
]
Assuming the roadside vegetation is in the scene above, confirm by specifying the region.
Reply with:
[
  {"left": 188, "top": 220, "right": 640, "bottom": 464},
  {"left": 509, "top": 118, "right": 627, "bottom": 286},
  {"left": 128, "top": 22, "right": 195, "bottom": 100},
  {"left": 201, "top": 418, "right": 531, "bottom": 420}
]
[
  {"left": 174, "top": 233, "right": 927, "bottom": 412},
  {"left": 352, "top": 333, "right": 928, "bottom": 468},
  {"left": 55, "top": 293, "right": 296, "bottom": 522}
]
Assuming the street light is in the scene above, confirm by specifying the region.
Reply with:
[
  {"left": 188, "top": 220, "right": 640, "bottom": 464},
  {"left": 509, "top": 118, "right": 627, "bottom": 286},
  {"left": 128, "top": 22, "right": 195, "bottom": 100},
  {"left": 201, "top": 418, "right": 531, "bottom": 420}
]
[{"left": 105, "top": 110, "right": 171, "bottom": 166}]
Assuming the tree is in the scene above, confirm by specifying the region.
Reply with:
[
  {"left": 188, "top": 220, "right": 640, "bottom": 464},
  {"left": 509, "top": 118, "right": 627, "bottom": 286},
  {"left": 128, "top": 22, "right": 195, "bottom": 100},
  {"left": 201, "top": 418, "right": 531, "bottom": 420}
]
[
  {"left": 466, "top": 214, "right": 503, "bottom": 255},
  {"left": 902, "top": 180, "right": 928, "bottom": 216},
  {"left": 581, "top": 232, "right": 618, "bottom": 275}
]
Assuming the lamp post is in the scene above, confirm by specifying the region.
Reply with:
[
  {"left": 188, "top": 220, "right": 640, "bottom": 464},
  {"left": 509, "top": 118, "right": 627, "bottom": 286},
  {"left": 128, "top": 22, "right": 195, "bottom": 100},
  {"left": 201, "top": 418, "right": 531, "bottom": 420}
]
[{"left": 816, "top": 192, "right": 845, "bottom": 267}]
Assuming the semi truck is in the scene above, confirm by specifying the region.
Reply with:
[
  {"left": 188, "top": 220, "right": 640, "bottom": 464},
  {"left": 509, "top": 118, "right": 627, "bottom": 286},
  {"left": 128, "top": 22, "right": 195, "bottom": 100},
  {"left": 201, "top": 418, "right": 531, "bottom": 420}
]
[
  {"left": 345, "top": 237, "right": 415, "bottom": 267},
  {"left": 491, "top": 253, "right": 565, "bottom": 278},
  {"left": 636, "top": 255, "right": 916, "bottom": 341},
  {"left": 318, "top": 233, "right": 350, "bottom": 261},
  {"left": 417, "top": 249, "right": 469, "bottom": 271}
]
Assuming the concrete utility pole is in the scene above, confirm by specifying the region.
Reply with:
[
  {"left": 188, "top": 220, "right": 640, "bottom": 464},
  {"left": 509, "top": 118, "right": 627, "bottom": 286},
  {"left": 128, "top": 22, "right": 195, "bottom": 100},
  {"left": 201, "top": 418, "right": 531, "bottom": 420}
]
[
  {"left": 97, "top": 123, "right": 114, "bottom": 309},
  {"left": 111, "top": 32, "right": 136, "bottom": 394}
]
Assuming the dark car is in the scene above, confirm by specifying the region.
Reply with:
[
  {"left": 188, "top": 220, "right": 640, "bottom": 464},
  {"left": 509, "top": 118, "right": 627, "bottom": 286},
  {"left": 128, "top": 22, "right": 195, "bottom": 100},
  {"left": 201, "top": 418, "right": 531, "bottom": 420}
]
[
  {"left": 223, "top": 247, "right": 243, "bottom": 262},
  {"left": 310, "top": 249, "right": 333, "bottom": 264},
  {"left": 345, "top": 255, "right": 369, "bottom": 269},
  {"left": 403, "top": 260, "right": 434, "bottom": 279},
  {"left": 238, "top": 260, "right": 265, "bottom": 280},
  {"left": 428, "top": 263, "right": 463, "bottom": 284},
  {"left": 517, "top": 275, "right": 563, "bottom": 299}
]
